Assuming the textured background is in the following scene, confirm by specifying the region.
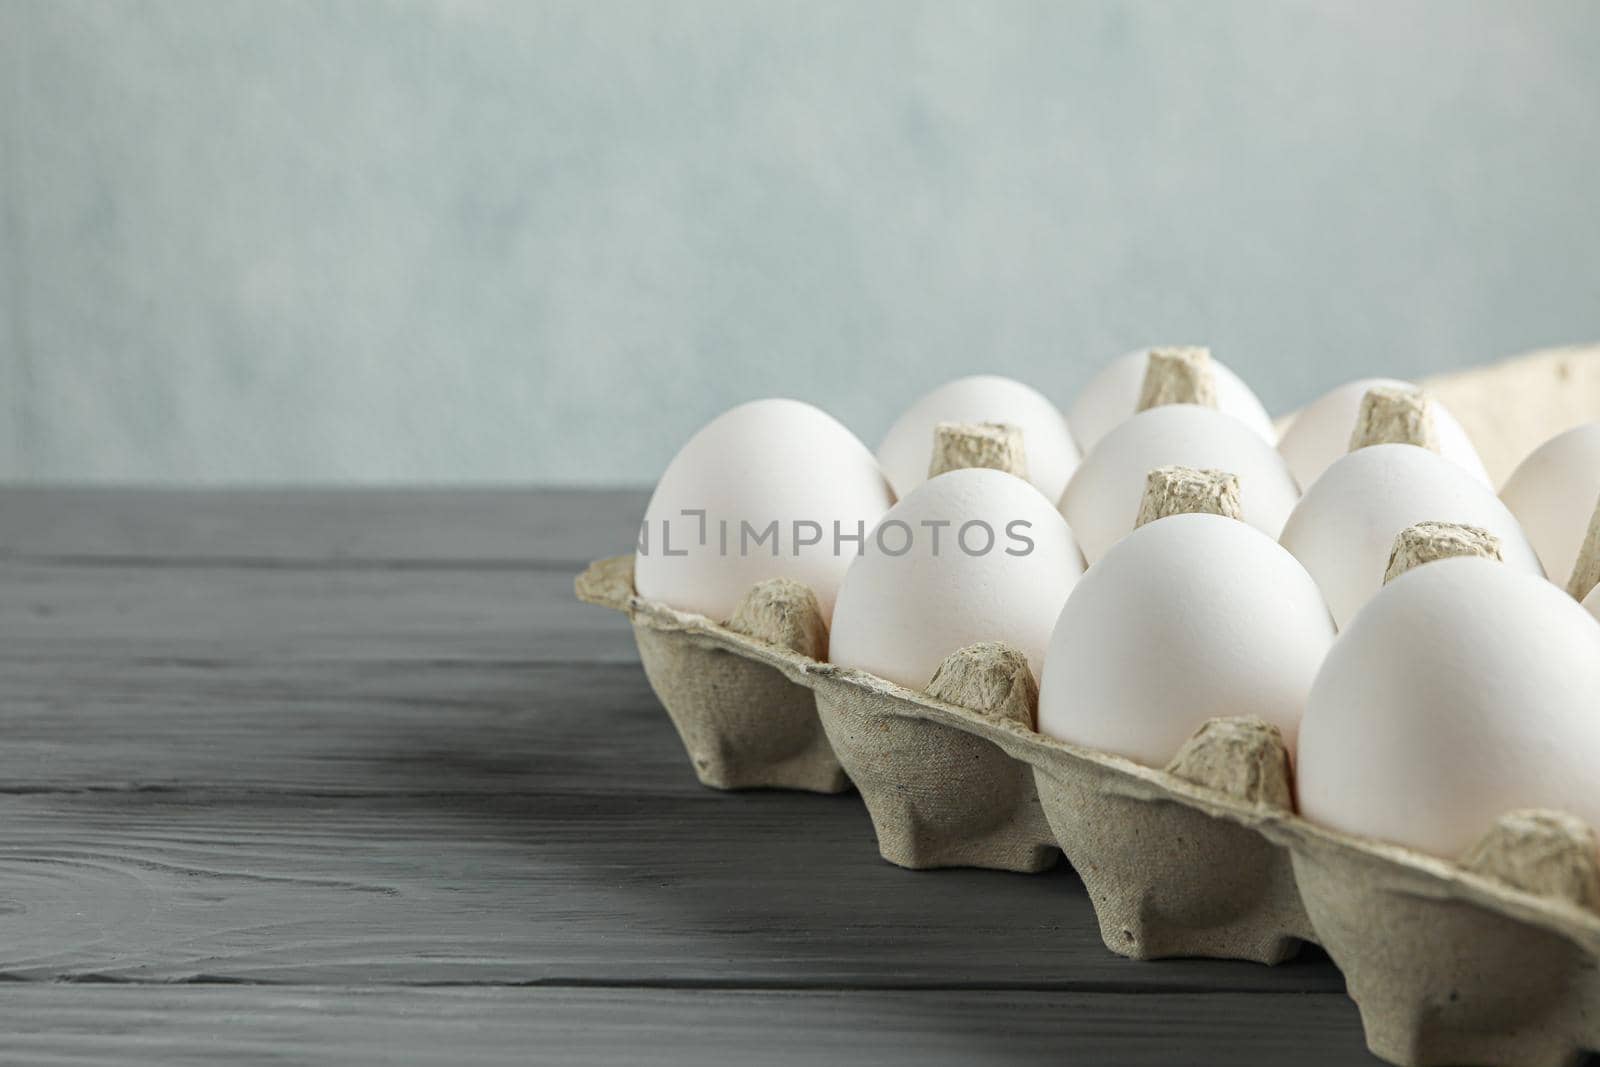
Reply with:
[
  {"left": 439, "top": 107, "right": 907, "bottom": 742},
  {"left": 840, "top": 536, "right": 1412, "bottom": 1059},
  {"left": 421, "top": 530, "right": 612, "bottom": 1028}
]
[{"left": 2, "top": 0, "right": 1597, "bottom": 485}]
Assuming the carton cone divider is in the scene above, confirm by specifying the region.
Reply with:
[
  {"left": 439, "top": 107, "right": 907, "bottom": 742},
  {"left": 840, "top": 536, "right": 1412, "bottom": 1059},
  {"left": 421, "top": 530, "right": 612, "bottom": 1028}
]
[
  {"left": 1383, "top": 521, "right": 1503, "bottom": 585},
  {"left": 1564, "top": 492, "right": 1600, "bottom": 601},
  {"left": 926, "top": 642, "right": 1038, "bottom": 729},
  {"left": 1165, "top": 717, "right": 1294, "bottom": 810},
  {"left": 1462, "top": 809, "right": 1600, "bottom": 912},
  {"left": 1136, "top": 346, "right": 1218, "bottom": 411},
  {"left": 928, "top": 421, "right": 1028, "bottom": 480},
  {"left": 1134, "top": 465, "right": 1243, "bottom": 528},
  {"left": 1349, "top": 385, "right": 1441, "bottom": 453},
  {"left": 724, "top": 577, "right": 828, "bottom": 660}
]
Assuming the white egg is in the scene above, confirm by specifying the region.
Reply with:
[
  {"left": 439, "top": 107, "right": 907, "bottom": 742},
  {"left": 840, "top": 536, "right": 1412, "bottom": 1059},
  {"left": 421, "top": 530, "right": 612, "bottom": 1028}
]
[
  {"left": 1499, "top": 422, "right": 1600, "bottom": 588},
  {"left": 1277, "top": 378, "right": 1490, "bottom": 490},
  {"left": 829, "top": 468, "right": 1084, "bottom": 690},
  {"left": 1067, "top": 347, "right": 1275, "bottom": 453},
  {"left": 875, "top": 375, "right": 1080, "bottom": 503},
  {"left": 1278, "top": 444, "right": 1542, "bottom": 630},
  {"left": 1037, "top": 514, "right": 1334, "bottom": 766},
  {"left": 634, "top": 398, "right": 894, "bottom": 623},
  {"left": 1299, "top": 557, "right": 1600, "bottom": 858},
  {"left": 1060, "top": 404, "right": 1300, "bottom": 565}
]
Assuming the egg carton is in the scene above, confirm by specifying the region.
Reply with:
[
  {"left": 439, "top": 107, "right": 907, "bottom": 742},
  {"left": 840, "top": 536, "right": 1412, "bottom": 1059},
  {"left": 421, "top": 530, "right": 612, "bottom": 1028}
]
[{"left": 575, "top": 552, "right": 1600, "bottom": 1067}]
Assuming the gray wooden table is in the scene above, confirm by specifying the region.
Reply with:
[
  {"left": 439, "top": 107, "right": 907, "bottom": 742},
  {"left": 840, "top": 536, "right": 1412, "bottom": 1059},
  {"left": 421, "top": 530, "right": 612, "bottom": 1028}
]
[{"left": 0, "top": 488, "right": 1381, "bottom": 1064}]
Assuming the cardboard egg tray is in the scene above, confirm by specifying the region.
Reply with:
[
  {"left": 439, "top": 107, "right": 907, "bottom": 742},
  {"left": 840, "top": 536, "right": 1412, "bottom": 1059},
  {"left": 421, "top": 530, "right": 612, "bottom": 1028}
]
[
  {"left": 575, "top": 345, "right": 1600, "bottom": 1064},
  {"left": 576, "top": 549, "right": 1600, "bottom": 1067}
]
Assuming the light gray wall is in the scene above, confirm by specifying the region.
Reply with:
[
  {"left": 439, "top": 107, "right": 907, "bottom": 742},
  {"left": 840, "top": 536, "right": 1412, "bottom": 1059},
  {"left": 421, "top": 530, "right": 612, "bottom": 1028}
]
[{"left": 2, "top": 0, "right": 1598, "bottom": 485}]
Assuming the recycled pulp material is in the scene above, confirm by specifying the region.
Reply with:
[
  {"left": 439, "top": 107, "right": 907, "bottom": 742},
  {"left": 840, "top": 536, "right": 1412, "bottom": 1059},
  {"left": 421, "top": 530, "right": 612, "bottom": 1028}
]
[
  {"left": 576, "top": 551, "right": 1307, "bottom": 952},
  {"left": 1567, "top": 499, "right": 1600, "bottom": 601},
  {"left": 928, "top": 421, "right": 1027, "bottom": 481},
  {"left": 1133, "top": 466, "right": 1242, "bottom": 527},
  {"left": 1422, "top": 343, "right": 1600, "bottom": 486},
  {"left": 1349, "top": 385, "right": 1440, "bottom": 453},
  {"left": 576, "top": 551, "right": 1600, "bottom": 1065},
  {"left": 1136, "top": 346, "right": 1217, "bottom": 411},
  {"left": 619, "top": 562, "right": 847, "bottom": 794},
  {"left": 1382, "top": 521, "right": 1503, "bottom": 584}
]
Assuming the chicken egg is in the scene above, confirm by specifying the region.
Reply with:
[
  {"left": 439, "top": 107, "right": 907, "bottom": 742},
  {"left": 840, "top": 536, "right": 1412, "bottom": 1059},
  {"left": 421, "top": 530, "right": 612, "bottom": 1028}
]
[
  {"left": 1278, "top": 444, "right": 1541, "bottom": 629},
  {"left": 828, "top": 467, "right": 1084, "bottom": 690},
  {"left": 1037, "top": 514, "right": 1334, "bottom": 766},
  {"left": 1068, "top": 347, "right": 1275, "bottom": 453},
  {"left": 875, "top": 375, "right": 1079, "bottom": 502},
  {"left": 1499, "top": 422, "right": 1600, "bottom": 591},
  {"left": 634, "top": 398, "right": 894, "bottom": 623},
  {"left": 1277, "top": 378, "right": 1490, "bottom": 490},
  {"left": 1298, "top": 557, "right": 1600, "bottom": 857},
  {"left": 1060, "top": 404, "right": 1300, "bottom": 565}
]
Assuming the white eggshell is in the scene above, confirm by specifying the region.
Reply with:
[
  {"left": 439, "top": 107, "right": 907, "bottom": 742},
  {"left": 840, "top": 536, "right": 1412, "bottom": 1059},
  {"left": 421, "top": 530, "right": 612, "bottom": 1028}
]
[
  {"left": 828, "top": 468, "right": 1084, "bottom": 690},
  {"left": 1067, "top": 348, "right": 1276, "bottom": 453},
  {"left": 1037, "top": 514, "right": 1334, "bottom": 766},
  {"left": 634, "top": 398, "right": 894, "bottom": 623},
  {"left": 1277, "top": 377, "right": 1491, "bottom": 490},
  {"left": 1060, "top": 404, "right": 1300, "bottom": 565},
  {"left": 1299, "top": 557, "right": 1600, "bottom": 858},
  {"left": 1499, "top": 422, "right": 1600, "bottom": 587},
  {"left": 1278, "top": 444, "right": 1542, "bottom": 630},
  {"left": 875, "top": 375, "right": 1080, "bottom": 502}
]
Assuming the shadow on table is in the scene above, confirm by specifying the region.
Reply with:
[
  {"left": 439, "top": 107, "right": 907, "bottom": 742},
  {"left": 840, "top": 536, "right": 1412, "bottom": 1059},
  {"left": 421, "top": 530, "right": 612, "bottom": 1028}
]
[
  {"left": 344, "top": 659, "right": 1359, "bottom": 1064},
  {"left": 359, "top": 678, "right": 1347, "bottom": 987}
]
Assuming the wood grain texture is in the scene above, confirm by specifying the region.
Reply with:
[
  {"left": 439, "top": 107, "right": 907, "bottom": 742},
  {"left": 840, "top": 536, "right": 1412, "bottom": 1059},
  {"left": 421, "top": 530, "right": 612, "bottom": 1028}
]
[
  {"left": 0, "top": 987, "right": 1379, "bottom": 1066},
  {"left": 0, "top": 489, "right": 1377, "bottom": 1063},
  {"left": 0, "top": 659, "right": 680, "bottom": 796},
  {"left": 0, "top": 787, "right": 1346, "bottom": 990},
  {"left": 0, "top": 561, "right": 638, "bottom": 665}
]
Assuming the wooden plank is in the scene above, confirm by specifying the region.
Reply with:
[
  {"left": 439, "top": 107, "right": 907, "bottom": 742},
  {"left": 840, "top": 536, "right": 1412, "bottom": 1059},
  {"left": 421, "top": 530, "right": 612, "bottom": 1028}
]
[
  {"left": 0, "top": 789, "right": 1345, "bottom": 992},
  {"left": 0, "top": 660, "right": 693, "bottom": 797},
  {"left": 0, "top": 489, "right": 1361, "bottom": 1039},
  {"left": 0, "top": 488, "right": 648, "bottom": 565},
  {"left": 0, "top": 561, "right": 638, "bottom": 665},
  {"left": 0, "top": 986, "right": 1377, "bottom": 1066},
  {"left": 0, "top": 621, "right": 1346, "bottom": 995},
  {"left": 0, "top": 511, "right": 1348, "bottom": 996}
]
